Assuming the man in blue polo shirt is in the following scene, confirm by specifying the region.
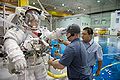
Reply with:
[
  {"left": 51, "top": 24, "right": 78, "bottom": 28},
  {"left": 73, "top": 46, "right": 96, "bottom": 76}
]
[
  {"left": 48, "top": 24, "right": 91, "bottom": 80},
  {"left": 82, "top": 27, "right": 103, "bottom": 78}
]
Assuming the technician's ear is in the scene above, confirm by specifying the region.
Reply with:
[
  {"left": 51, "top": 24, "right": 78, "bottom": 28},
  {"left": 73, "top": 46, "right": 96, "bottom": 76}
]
[{"left": 71, "top": 33, "right": 74, "bottom": 36}]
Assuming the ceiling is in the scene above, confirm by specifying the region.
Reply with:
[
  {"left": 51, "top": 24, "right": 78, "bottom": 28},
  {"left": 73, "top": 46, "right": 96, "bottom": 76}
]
[
  {"left": 30, "top": 0, "right": 120, "bottom": 15},
  {"left": 0, "top": 0, "right": 120, "bottom": 16}
]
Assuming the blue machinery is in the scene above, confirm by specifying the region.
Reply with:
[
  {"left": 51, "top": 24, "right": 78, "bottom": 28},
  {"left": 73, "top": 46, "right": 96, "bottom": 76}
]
[{"left": 48, "top": 39, "right": 67, "bottom": 79}]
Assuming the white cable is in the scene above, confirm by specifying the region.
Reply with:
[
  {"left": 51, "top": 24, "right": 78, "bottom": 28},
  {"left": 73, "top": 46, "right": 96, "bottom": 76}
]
[
  {"left": 24, "top": 68, "right": 27, "bottom": 80},
  {"left": 0, "top": 17, "right": 17, "bottom": 27},
  {"left": 36, "top": 0, "right": 50, "bottom": 16},
  {"left": 33, "top": 54, "right": 36, "bottom": 67}
]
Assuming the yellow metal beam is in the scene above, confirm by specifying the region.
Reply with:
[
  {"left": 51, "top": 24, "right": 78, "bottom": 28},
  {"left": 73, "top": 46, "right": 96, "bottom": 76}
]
[
  {"left": 48, "top": 11, "right": 72, "bottom": 17},
  {"left": 18, "top": 0, "right": 29, "bottom": 7}
]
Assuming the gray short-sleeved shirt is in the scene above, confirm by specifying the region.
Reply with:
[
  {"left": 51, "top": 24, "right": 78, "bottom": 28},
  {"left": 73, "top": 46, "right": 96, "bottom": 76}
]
[{"left": 82, "top": 39, "right": 103, "bottom": 66}]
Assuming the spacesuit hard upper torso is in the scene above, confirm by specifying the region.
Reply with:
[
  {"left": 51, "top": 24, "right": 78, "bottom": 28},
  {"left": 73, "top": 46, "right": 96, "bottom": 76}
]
[{"left": 4, "top": 27, "right": 47, "bottom": 80}]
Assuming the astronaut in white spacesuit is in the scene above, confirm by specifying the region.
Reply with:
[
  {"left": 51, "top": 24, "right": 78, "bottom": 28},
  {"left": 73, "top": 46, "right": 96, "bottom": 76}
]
[{"left": 4, "top": 7, "right": 47, "bottom": 80}]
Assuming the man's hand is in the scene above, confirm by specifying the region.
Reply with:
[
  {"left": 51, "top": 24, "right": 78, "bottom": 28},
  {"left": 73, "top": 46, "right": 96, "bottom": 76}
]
[
  {"left": 48, "top": 58, "right": 65, "bottom": 69},
  {"left": 96, "top": 61, "right": 102, "bottom": 76},
  {"left": 58, "top": 39, "right": 64, "bottom": 43},
  {"left": 58, "top": 39, "right": 70, "bottom": 46},
  {"left": 96, "top": 69, "right": 101, "bottom": 76},
  {"left": 54, "top": 51, "right": 62, "bottom": 58},
  {"left": 48, "top": 58, "right": 55, "bottom": 65}
]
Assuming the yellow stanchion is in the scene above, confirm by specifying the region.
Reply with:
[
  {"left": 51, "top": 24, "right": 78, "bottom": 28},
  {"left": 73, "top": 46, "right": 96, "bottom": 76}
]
[
  {"left": 18, "top": 0, "right": 29, "bottom": 7},
  {"left": 47, "top": 70, "right": 67, "bottom": 79}
]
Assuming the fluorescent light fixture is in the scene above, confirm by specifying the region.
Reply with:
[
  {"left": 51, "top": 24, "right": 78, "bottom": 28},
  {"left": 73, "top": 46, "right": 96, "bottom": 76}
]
[
  {"left": 62, "top": 4, "right": 65, "bottom": 6},
  {"left": 33, "top": 2, "right": 36, "bottom": 5},
  {"left": 97, "top": 0, "right": 100, "bottom": 3},
  {"left": 78, "top": 7, "right": 81, "bottom": 9},
  {"left": 54, "top": 7, "right": 56, "bottom": 9}
]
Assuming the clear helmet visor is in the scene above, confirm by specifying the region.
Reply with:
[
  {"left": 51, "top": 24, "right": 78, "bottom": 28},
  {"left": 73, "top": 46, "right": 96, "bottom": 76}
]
[{"left": 25, "top": 10, "right": 40, "bottom": 30}]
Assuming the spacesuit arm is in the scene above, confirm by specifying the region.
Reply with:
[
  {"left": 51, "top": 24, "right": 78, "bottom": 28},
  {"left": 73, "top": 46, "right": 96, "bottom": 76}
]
[
  {"left": 4, "top": 38, "right": 25, "bottom": 62},
  {"left": 46, "top": 28, "right": 66, "bottom": 40},
  {"left": 4, "top": 28, "right": 25, "bottom": 62}
]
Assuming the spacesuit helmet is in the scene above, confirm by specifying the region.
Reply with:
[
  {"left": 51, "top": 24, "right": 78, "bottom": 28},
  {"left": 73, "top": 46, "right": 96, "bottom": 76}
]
[{"left": 24, "top": 9, "right": 46, "bottom": 30}]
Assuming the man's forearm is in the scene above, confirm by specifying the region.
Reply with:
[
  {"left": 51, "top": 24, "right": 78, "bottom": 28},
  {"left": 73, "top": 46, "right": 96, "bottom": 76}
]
[
  {"left": 98, "top": 60, "right": 102, "bottom": 70},
  {"left": 49, "top": 60, "right": 65, "bottom": 69},
  {"left": 58, "top": 39, "right": 70, "bottom": 46}
]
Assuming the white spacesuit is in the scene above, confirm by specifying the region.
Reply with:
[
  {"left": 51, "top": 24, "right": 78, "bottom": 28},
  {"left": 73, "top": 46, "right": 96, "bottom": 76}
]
[{"left": 4, "top": 8, "right": 47, "bottom": 80}]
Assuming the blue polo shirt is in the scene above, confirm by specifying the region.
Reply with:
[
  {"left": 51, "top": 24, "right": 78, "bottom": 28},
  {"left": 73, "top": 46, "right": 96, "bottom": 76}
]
[{"left": 59, "top": 38, "right": 91, "bottom": 79}]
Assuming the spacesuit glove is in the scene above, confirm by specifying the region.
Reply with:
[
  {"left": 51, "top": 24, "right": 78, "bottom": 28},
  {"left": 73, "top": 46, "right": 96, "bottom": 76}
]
[{"left": 14, "top": 58, "right": 27, "bottom": 70}]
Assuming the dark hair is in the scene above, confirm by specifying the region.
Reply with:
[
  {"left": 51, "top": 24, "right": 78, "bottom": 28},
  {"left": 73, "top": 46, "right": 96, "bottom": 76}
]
[
  {"left": 25, "top": 9, "right": 42, "bottom": 15},
  {"left": 83, "top": 27, "right": 93, "bottom": 35}
]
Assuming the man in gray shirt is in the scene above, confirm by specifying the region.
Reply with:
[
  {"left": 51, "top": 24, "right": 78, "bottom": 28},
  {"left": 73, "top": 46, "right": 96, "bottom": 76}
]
[{"left": 82, "top": 27, "right": 103, "bottom": 78}]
